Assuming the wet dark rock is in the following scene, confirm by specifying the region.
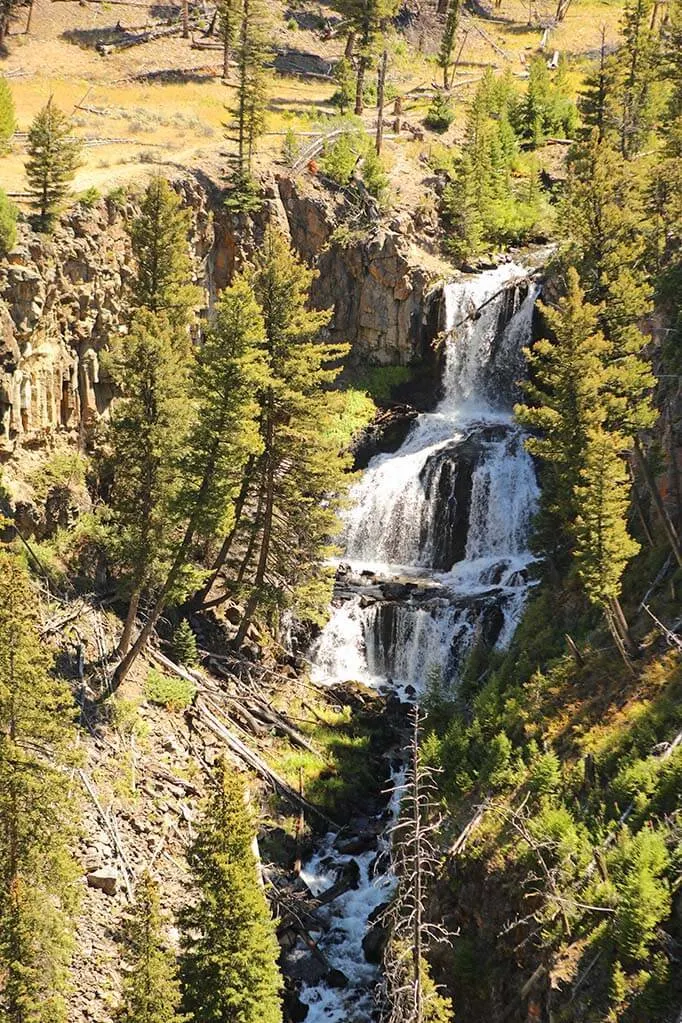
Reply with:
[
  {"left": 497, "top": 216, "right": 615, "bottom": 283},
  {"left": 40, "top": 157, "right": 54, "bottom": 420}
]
[
  {"left": 350, "top": 405, "right": 419, "bottom": 471},
  {"left": 335, "top": 832, "right": 379, "bottom": 856},
  {"left": 326, "top": 968, "right": 349, "bottom": 989},
  {"left": 362, "top": 904, "right": 389, "bottom": 964},
  {"left": 283, "top": 982, "right": 309, "bottom": 1023}
]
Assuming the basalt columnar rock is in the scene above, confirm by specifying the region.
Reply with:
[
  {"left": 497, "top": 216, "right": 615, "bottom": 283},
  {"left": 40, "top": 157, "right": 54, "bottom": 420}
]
[{"left": 0, "top": 172, "right": 444, "bottom": 466}]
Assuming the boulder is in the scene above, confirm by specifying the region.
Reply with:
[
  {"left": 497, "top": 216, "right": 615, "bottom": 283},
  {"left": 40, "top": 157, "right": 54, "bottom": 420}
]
[{"left": 86, "top": 868, "right": 118, "bottom": 896}]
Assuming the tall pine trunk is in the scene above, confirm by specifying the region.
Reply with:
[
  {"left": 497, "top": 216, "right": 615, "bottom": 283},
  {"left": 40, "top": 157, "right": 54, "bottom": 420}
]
[
  {"left": 118, "top": 588, "right": 141, "bottom": 657},
  {"left": 190, "top": 454, "right": 258, "bottom": 610},
  {"left": 234, "top": 412, "right": 275, "bottom": 648}
]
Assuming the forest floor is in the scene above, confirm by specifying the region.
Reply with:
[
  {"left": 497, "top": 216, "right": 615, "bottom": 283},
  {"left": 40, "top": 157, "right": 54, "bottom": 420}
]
[{"left": 0, "top": 0, "right": 624, "bottom": 209}]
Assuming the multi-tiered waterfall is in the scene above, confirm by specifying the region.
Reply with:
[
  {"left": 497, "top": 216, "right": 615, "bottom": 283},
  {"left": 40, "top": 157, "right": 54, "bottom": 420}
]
[{"left": 298, "top": 262, "right": 541, "bottom": 1022}]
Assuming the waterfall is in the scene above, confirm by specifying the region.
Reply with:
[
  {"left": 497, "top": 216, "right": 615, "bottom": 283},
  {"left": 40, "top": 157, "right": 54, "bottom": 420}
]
[{"left": 299, "top": 262, "right": 541, "bottom": 1022}]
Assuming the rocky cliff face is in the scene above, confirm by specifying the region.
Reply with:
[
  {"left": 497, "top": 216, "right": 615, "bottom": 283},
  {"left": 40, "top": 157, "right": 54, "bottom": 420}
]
[
  {"left": 0, "top": 172, "right": 444, "bottom": 466},
  {"left": 0, "top": 179, "right": 214, "bottom": 452}
]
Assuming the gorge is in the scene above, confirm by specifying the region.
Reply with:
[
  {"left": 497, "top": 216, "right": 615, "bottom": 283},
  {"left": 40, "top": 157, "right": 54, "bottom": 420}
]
[{"left": 296, "top": 260, "right": 543, "bottom": 1021}]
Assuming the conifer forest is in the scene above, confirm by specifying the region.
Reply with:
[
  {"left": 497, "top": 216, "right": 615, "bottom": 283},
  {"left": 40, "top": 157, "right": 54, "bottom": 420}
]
[{"left": 0, "top": 0, "right": 680, "bottom": 1019}]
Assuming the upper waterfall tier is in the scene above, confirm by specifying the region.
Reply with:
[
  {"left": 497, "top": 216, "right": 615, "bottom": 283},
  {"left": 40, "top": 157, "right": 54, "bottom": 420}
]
[{"left": 343, "top": 268, "right": 539, "bottom": 574}]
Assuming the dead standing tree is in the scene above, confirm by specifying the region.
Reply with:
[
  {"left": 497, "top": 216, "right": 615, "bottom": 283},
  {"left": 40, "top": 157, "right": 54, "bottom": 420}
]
[{"left": 377, "top": 706, "right": 453, "bottom": 1023}]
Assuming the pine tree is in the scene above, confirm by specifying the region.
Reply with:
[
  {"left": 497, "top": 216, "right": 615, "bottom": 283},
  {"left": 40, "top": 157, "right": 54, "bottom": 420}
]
[
  {"left": 118, "top": 873, "right": 184, "bottom": 1023},
  {"left": 104, "top": 310, "right": 192, "bottom": 658},
  {"left": 614, "top": 0, "right": 662, "bottom": 158},
  {"left": 515, "top": 267, "right": 611, "bottom": 535},
  {"left": 0, "top": 550, "right": 79, "bottom": 1023},
  {"left": 113, "top": 278, "right": 265, "bottom": 684},
  {"left": 438, "top": 0, "right": 461, "bottom": 90},
  {"left": 573, "top": 427, "right": 640, "bottom": 653},
  {"left": 129, "top": 176, "right": 201, "bottom": 329},
  {"left": 180, "top": 759, "right": 282, "bottom": 1023},
  {"left": 0, "top": 75, "right": 15, "bottom": 154},
  {"left": 170, "top": 620, "right": 199, "bottom": 667},
  {"left": 334, "top": 0, "right": 398, "bottom": 115},
  {"left": 217, "top": 0, "right": 240, "bottom": 79},
  {"left": 230, "top": 228, "right": 351, "bottom": 645},
  {"left": 0, "top": 188, "right": 17, "bottom": 255},
  {"left": 442, "top": 72, "right": 520, "bottom": 259},
  {"left": 563, "top": 133, "right": 655, "bottom": 438},
  {"left": 25, "top": 99, "right": 82, "bottom": 230},
  {"left": 226, "top": 0, "right": 269, "bottom": 206},
  {"left": 578, "top": 26, "right": 617, "bottom": 143},
  {"left": 514, "top": 55, "right": 577, "bottom": 148}
]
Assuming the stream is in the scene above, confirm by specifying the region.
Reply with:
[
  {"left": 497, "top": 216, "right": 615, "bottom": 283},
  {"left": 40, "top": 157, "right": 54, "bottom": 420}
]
[{"left": 296, "top": 261, "right": 542, "bottom": 1022}]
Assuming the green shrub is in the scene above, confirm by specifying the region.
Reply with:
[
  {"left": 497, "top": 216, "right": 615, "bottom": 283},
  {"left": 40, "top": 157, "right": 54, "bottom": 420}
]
[
  {"left": 330, "top": 58, "right": 356, "bottom": 113},
  {"left": 0, "top": 188, "right": 17, "bottom": 255},
  {"left": 612, "top": 830, "right": 671, "bottom": 962},
  {"left": 425, "top": 92, "right": 455, "bottom": 133},
  {"left": 171, "top": 619, "right": 199, "bottom": 667},
  {"left": 362, "top": 146, "right": 390, "bottom": 203},
  {"left": 527, "top": 745, "right": 562, "bottom": 795},
  {"left": 29, "top": 450, "right": 87, "bottom": 501},
  {"left": 77, "top": 185, "right": 101, "bottom": 208},
  {"left": 320, "top": 131, "right": 361, "bottom": 185},
  {"left": 144, "top": 668, "right": 196, "bottom": 711},
  {"left": 0, "top": 75, "right": 16, "bottom": 154},
  {"left": 281, "top": 128, "right": 300, "bottom": 168}
]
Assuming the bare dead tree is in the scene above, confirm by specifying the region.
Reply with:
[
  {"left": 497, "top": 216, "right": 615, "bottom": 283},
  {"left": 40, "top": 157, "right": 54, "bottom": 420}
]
[{"left": 376, "top": 706, "right": 453, "bottom": 1023}]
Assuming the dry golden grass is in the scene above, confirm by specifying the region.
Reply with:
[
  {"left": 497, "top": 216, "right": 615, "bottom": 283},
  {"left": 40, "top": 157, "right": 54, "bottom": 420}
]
[{"left": 0, "top": 0, "right": 626, "bottom": 202}]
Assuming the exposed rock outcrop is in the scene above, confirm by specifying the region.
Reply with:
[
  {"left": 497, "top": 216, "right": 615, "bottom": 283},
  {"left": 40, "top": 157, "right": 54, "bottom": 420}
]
[{"left": 0, "top": 172, "right": 446, "bottom": 467}]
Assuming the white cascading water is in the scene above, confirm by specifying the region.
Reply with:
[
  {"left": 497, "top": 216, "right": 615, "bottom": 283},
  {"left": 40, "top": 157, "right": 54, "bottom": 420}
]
[{"left": 298, "top": 262, "right": 541, "bottom": 1022}]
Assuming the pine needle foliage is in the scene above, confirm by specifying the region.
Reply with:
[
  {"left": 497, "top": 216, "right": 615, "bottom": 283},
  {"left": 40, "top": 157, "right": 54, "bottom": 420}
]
[
  {"left": 0, "top": 551, "right": 79, "bottom": 1023},
  {"left": 226, "top": 0, "right": 269, "bottom": 208},
  {"left": 232, "top": 228, "right": 351, "bottom": 642},
  {"left": 0, "top": 75, "right": 15, "bottom": 154},
  {"left": 0, "top": 188, "right": 17, "bottom": 255},
  {"left": 180, "top": 759, "right": 282, "bottom": 1023},
  {"left": 118, "top": 873, "right": 184, "bottom": 1023},
  {"left": 170, "top": 619, "right": 199, "bottom": 668},
  {"left": 573, "top": 427, "right": 640, "bottom": 606},
  {"left": 25, "top": 99, "right": 82, "bottom": 230},
  {"left": 103, "top": 310, "right": 192, "bottom": 655},
  {"left": 129, "top": 176, "right": 201, "bottom": 329},
  {"left": 515, "top": 267, "right": 610, "bottom": 533}
]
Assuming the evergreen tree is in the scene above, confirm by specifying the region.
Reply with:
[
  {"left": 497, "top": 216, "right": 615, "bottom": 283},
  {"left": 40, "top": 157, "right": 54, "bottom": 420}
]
[
  {"left": 226, "top": 0, "right": 269, "bottom": 206},
  {"left": 334, "top": 0, "right": 398, "bottom": 115},
  {"left": 0, "top": 75, "right": 15, "bottom": 154},
  {"left": 563, "top": 133, "right": 655, "bottom": 437},
  {"left": 230, "top": 229, "right": 350, "bottom": 645},
  {"left": 0, "top": 188, "right": 17, "bottom": 255},
  {"left": 664, "top": 0, "right": 682, "bottom": 130},
  {"left": 118, "top": 873, "right": 183, "bottom": 1023},
  {"left": 104, "top": 310, "right": 191, "bottom": 657},
  {"left": 129, "top": 176, "right": 201, "bottom": 329},
  {"left": 170, "top": 619, "right": 199, "bottom": 667},
  {"left": 0, "top": 551, "right": 78, "bottom": 1023},
  {"left": 515, "top": 268, "right": 611, "bottom": 535},
  {"left": 217, "top": 0, "right": 240, "bottom": 80},
  {"left": 573, "top": 428, "right": 639, "bottom": 651},
  {"left": 114, "top": 278, "right": 265, "bottom": 684},
  {"left": 514, "top": 55, "right": 577, "bottom": 148},
  {"left": 25, "top": 98, "right": 82, "bottom": 230},
  {"left": 442, "top": 71, "right": 523, "bottom": 259},
  {"left": 614, "top": 0, "right": 662, "bottom": 158},
  {"left": 180, "top": 759, "right": 282, "bottom": 1023},
  {"left": 438, "top": 0, "right": 461, "bottom": 90},
  {"left": 578, "top": 27, "right": 617, "bottom": 143}
]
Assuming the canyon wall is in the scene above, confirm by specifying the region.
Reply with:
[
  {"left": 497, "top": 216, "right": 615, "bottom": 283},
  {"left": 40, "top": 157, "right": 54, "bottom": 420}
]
[{"left": 0, "top": 172, "right": 444, "bottom": 458}]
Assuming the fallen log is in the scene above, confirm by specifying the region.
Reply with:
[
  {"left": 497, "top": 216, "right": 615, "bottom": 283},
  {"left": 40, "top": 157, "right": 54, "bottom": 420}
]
[{"left": 196, "top": 700, "right": 335, "bottom": 826}]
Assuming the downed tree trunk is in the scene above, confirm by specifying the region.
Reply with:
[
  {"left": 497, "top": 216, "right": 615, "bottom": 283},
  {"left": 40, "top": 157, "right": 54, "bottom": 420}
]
[{"left": 196, "top": 700, "right": 336, "bottom": 826}]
